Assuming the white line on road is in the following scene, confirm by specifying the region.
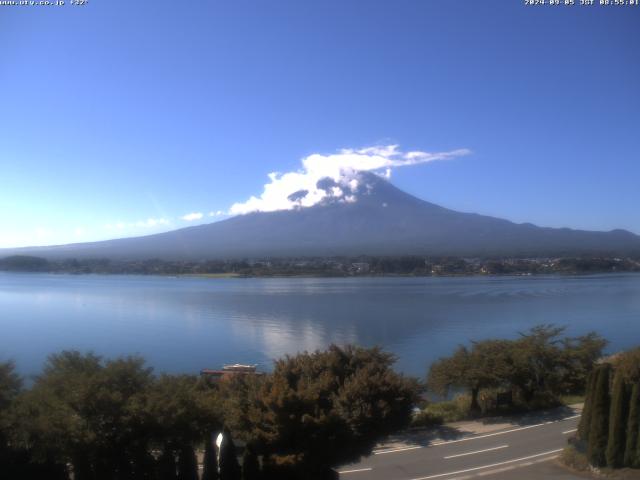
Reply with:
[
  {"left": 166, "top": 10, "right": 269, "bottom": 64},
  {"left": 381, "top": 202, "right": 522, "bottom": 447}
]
[
  {"left": 374, "top": 445, "right": 423, "bottom": 455},
  {"left": 476, "top": 455, "right": 558, "bottom": 477},
  {"left": 444, "top": 445, "right": 509, "bottom": 459},
  {"left": 373, "top": 414, "right": 580, "bottom": 455},
  {"left": 408, "top": 448, "right": 564, "bottom": 480},
  {"left": 562, "top": 428, "right": 578, "bottom": 434},
  {"left": 338, "top": 467, "right": 373, "bottom": 474}
]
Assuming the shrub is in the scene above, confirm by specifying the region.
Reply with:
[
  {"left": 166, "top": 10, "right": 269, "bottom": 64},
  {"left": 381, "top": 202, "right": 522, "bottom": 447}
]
[
  {"left": 561, "top": 445, "right": 590, "bottom": 472},
  {"left": 411, "top": 395, "right": 470, "bottom": 427}
]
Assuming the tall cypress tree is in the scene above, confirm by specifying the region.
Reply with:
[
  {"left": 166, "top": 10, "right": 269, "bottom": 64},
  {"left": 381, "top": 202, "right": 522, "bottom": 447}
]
[
  {"left": 579, "top": 369, "right": 598, "bottom": 442},
  {"left": 606, "top": 371, "right": 629, "bottom": 468},
  {"left": 624, "top": 382, "right": 640, "bottom": 468},
  {"left": 242, "top": 445, "right": 260, "bottom": 480},
  {"left": 219, "top": 428, "right": 241, "bottom": 480},
  {"left": 588, "top": 364, "right": 611, "bottom": 468},
  {"left": 158, "top": 449, "right": 178, "bottom": 480},
  {"left": 203, "top": 433, "right": 219, "bottom": 480},
  {"left": 177, "top": 445, "right": 198, "bottom": 480}
]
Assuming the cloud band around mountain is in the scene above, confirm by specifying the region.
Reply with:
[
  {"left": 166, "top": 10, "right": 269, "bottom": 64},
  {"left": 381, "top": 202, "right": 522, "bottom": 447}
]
[{"left": 230, "top": 145, "right": 470, "bottom": 215}]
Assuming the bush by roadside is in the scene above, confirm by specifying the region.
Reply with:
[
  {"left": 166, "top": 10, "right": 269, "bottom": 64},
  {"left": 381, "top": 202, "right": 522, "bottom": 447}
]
[
  {"left": 411, "top": 395, "right": 471, "bottom": 427},
  {"left": 560, "top": 444, "right": 640, "bottom": 479}
]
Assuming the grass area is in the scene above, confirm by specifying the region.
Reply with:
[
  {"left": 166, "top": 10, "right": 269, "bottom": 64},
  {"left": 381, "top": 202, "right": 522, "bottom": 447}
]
[
  {"left": 560, "top": 445, "right": 640, "bottom": 479},
  {"left": 412, "top": 391, "right": 585, "bottom": 429},
  {"left": 560, "top": 445, "right": 590, "bottom": 471},
  {"left": 560, "top": 394, "right": 586, "bottom": 406}
]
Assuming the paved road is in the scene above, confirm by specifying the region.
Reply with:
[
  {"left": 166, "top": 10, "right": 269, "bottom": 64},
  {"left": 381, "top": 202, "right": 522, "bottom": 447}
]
[{"left": 338, "top": 412, "right": 584, "bottom": 480}]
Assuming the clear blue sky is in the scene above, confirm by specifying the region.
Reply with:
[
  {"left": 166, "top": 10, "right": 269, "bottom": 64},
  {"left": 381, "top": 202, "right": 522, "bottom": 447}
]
[{"left": 1, "top": 0, "right": 639, "bottom": 247}]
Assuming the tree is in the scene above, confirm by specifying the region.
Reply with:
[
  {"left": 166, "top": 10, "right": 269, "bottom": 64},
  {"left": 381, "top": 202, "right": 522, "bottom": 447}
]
[
  {"left": 560, "top": 332, "right": 607, "bottom": 394},
  {"left": 219, "top": 428, "right": 241, "bottom": 480},
  {"left": 428, "top": 341, "right": 512, "bottom": 415},
  {"left": 588, "top": 364, "right": 611, "bottom": 468},
  {"left": 158, "top": 449, "right": 178, "bottom": 480},
  {"left": 624, "top": 382, "right": 640, "bottom": 468},
  {"left": 0, "top": 361, "right": 22, "bottom": 411},
  {"left": 9, "top": 351, "right": 154, "bottom": 479},
  {"left": 510, "top": 325, "right": 566, "bottom": 402},
  {"left": 177, "top": 445, "right": 198, "bottom": 480},
  {"left": 578, "top": 369, "right": 597, "bottom": 442},
  {"left": 145, "top": 374, "right": 221, "bottom": 479},
  {"left": 242, "top": 445, "right": 260, "bottom": 480},
  {"left": 606, "top": 371, "right": 629, "bottom": 467},
  {"left": 614, "top": 348, "right": 640, "bottom": 383},
  {"left": 234, "top": 345, "right": 420, "bottom": 476},
  {"left": 202, "top": 432, "right": 219, "bottom": 480}
]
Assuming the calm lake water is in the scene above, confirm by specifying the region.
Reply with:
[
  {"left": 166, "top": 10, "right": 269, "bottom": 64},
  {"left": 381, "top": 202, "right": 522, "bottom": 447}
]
[{"left": 1, "top": 272, "right": 639, "bottom": 378}]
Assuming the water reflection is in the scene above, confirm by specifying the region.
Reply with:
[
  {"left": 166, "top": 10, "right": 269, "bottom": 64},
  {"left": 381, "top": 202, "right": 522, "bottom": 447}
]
[{"left": 1, "top": 273, "right": 639, "bottom": 377}]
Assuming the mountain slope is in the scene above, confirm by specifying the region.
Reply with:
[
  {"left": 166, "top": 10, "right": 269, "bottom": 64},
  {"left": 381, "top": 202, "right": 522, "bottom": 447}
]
[{"left": 3, "top": 172, "right": 640, "bottom": 259}]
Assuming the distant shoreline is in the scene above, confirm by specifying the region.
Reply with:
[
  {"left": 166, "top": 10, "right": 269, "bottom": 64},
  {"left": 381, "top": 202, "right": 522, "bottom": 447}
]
[
  {"left": 3, "top": 270, "right": 640, "bottom": 281},
  {"left": 1, "top": 254, "right": 639, "bottom": 278}
]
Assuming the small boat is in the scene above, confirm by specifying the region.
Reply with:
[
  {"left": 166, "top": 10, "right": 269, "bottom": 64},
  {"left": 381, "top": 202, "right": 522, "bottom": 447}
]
[
  {"left": 222, "top": 364, "right": 258, "bottom": 373},
  {"left": 200, "top": 363, "right": 262, "bottom": 379}
]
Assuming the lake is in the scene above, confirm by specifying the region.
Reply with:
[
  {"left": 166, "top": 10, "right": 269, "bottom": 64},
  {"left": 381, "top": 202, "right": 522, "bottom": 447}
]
[{"left": 1, "top": 272, "right": 639, "bottom": 378}]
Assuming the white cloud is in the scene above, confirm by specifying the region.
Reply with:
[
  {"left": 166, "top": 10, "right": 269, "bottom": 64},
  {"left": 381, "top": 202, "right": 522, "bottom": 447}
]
[
  {"left": 181, "top": 212, "right": 204, "bottom": 221},
  {"left": 230, "top": 144, "right": 470, "bottom": 214},
  {"left": 208, "top": 210, "right": 227, "bottom": 217}
]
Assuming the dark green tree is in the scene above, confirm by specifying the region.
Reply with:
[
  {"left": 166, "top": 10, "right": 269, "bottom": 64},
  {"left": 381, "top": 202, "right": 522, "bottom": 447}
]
[
  {"left": 614, "top": 348, "right": 640, "bottom": 383},
  {"left": 202, "top": 433, "right": 219, "bottom": 480},
  {"left": 242, "top": 445, "right": 260, "bottom": 480},
  {"left": 8, "top": 351, "right": 154, "bottom": 479},
  {"left": 146, "top": 374, "right": 220, "bottom": 480},
  {"left": 158, "top": 448, "right": 178, "bottom": 480},
  {"left": 233, "top": 345, "right": 420, "bottom": 476},
  {"left": 509, "top": 325, "right": 566, "bottom": 402},
  {"left": 177, "top": 444, "right": 198, "bottom": 480},
  {"left": 219, "top": 428, "right": 241, "bottom": 480},
  {"left": 606, "top": 371, "right": 629, "bottom": 467},
  {"left": 428, "top": 341, "right": 512, "bottom": 415},
  {"left": 588, "top": 364, "right": 611, "bottom": 467},
  {"left": 578, "top": 369, "right": 598, "bottom": 442},
  {"left": 560, "top": 332, "right": 607, "bottom": 394},
  {"left": 624, "top": 382, "right": 640, "bottom": 468}
]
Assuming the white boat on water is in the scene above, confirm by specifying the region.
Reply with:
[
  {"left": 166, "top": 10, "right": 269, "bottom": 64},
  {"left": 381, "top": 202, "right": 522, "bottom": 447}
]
[{"left": 222, "top": 364, "right": 257, "bottom": 372}]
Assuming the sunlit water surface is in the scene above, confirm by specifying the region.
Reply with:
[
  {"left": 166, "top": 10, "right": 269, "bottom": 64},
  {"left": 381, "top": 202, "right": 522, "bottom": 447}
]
[{"left": 1, "top": 272, "right": 639, "bottom": 378}]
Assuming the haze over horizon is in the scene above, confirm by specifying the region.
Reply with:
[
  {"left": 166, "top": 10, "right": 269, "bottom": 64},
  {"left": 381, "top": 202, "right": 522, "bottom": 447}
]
[{"left": 2, "top": 1, "right": 639, "bottom": 248}]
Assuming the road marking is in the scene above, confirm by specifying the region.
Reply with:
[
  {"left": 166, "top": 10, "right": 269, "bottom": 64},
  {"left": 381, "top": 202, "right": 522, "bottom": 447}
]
[
  {"left": 374, "top": 445, "right": 422, "bottom": 455},
  {"left": 372, "top": 414, "right": 580, "bottom": 455},
  {"left": 444, "top": 445, "right": 509, "bottom": 459},
  {"left": 408, "top": 448, "right": 564, "bottom": 480},
  {"left": 563, "top": 428, "right": 577, "bottom": 434},
  {"left": 338, "top": 467, "right": 373, "bottom": 474},
  {"left": 476, "top": 455, "right": 558, "bottom": 477}
]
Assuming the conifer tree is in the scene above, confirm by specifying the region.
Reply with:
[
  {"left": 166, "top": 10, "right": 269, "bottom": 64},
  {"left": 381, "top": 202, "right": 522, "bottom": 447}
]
[
  {"left": 624, "top": 383, "right": 640, "bottom": 468},
  {"left": 177, "top": 445, "right": 198, "bottom": 480},
  {"left": 588, "top": 364, "right": 611, "bottom": 467},
  {"left": 241, "top": 445, "right": 260, "bottom": 480},
  {"left": 578, "top": 369, "right": 597, "bottom": 442},
  {"left": 203, "top": 433, "right": 219, "bottom": 480},
  {"left": 219, "top": 428, "right": 241, "bottom": 480},
  {"left": 158, "top": 449, "right": 178, "bottom": 480},
  {"left": 606, "top": 371, "right": 629, "bottom": 468}
]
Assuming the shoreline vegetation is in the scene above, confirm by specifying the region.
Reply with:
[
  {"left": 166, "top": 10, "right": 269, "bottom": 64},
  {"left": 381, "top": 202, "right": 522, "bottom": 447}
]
[
  {"left": 560, "top": 347, "right": 640, "bottom": 478},
  {"left": 1, "top": 326, "right": 612, "bottom": 479},
  {"left": 1, "top": 254, "right": 639, "bottom": 278}
]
